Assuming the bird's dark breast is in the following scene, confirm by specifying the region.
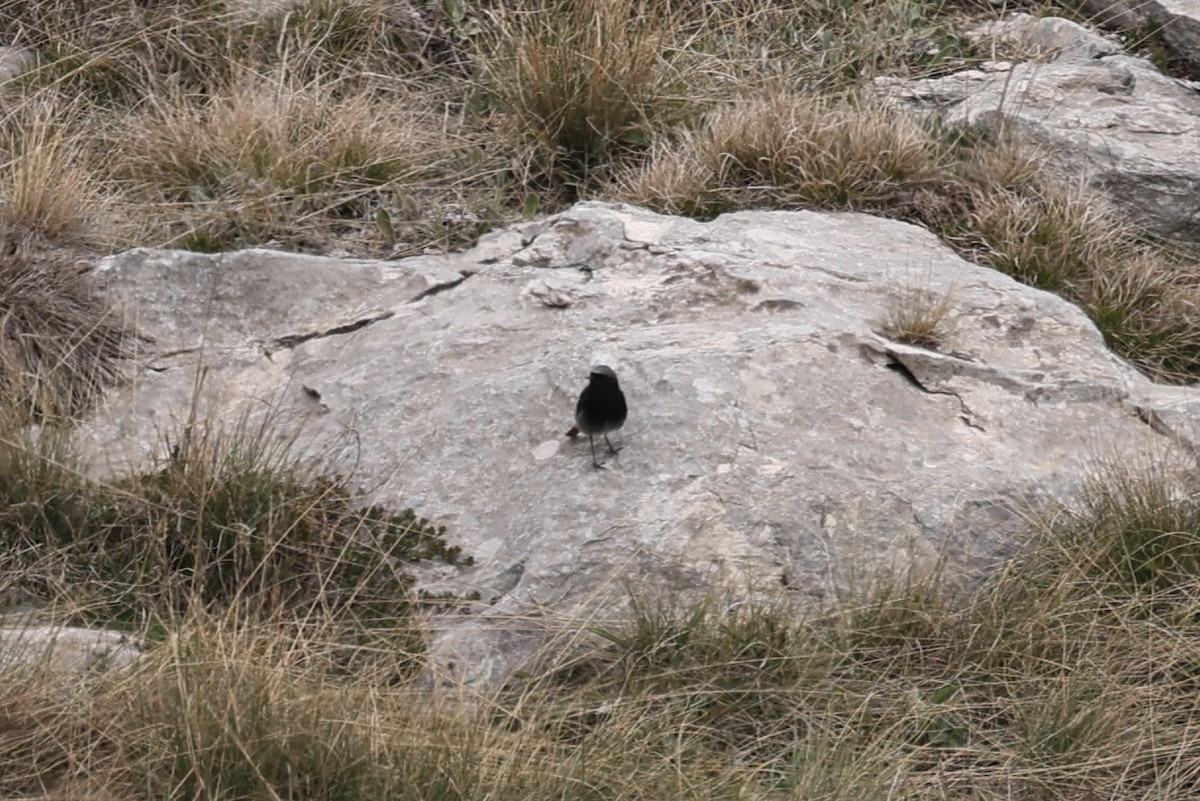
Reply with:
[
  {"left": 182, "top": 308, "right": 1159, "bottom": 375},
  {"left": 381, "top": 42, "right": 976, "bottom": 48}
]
[{"left": 575, "top": 382, "right": 627, "bottom": 434}]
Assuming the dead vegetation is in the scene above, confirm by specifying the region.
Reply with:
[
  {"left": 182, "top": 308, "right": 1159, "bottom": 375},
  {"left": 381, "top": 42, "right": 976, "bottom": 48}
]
[
  {"left": 882, "top": 275, "right": 957, "bottom": 348},
  {"left": 4, "top": 1, "right": 1200, "bottom": 799},
  {"left": 5, "top": 446, "right": 1200, "bottom": 801},
  {"left": 2, "top": 0, "right": 1198, "bottom": 383},
  {"left": 0, "top": 225, "right": 138, "bottom": 420}
]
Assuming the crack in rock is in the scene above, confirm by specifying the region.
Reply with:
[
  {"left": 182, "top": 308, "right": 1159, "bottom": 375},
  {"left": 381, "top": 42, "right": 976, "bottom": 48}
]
[
  {"left": 882, "top": 352, "right": 986, "bottom": 432},
  {"left": 1132, "top": 404, "right": 1200, "bottom": 458},
  {"left": 140, "top": 346, "right": 200, "bottom": 372},
  {"left": 143, "top": 346, "right": 200, "bottom": 368},
  {"left": 267, "top": 310, "right": 394, "bottom": 356},
  {"left": 407, "top": 271, "right": 473, "bottom": 303}
]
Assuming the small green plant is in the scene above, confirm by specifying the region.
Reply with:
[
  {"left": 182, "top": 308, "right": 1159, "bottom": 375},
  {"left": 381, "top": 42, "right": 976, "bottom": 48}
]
[{"left": 911, "top": 683, "right": 969, "bottom": 748}]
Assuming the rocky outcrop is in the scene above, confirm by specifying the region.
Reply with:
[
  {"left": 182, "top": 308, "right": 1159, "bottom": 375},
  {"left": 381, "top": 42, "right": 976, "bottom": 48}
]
[
  {"left": 0, "top": 46, "right": 34, "bottom": 83},
  {"left": 0, "top": 625, "right": 142, "bottom": 674},
  {"left": 1080, "top": 0, "right": 1151, "bottom": 30},
  {"left": 80, "top": 201, "right": 1200, "bottom": 687},
  {"left": 1083, "top": 1, "right": 1200, "bottom": 71},
  {"left": 876, "top": 14, "right": 1200, "bottom": 243}
]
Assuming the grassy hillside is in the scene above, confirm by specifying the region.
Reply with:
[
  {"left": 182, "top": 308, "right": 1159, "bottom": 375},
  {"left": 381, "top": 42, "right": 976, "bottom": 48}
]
[
  {"left": 3, "top": 0, "right": 1200, "bottom": 382},
  {"left": 4, "top": 2, "right": 1200, "bottom": 799}
]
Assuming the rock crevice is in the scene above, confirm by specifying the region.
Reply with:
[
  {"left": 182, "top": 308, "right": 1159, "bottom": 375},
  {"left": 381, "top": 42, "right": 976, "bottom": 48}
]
[{"left": 268, "top": 310, "right": 396, "bottom": 355}]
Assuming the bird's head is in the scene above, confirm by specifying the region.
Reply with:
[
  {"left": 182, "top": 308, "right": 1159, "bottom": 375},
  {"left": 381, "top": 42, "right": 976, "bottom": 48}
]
[{"left": 590, "top": 365, "right": 618, "bottom": 381}]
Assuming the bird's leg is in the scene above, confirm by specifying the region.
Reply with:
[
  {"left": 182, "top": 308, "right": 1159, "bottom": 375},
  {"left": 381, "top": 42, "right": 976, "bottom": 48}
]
[
  {"left": 604, "top": 434, "right": 622, "bottom": 455},
  {"left": 590, "top": 436, "right": 601, "bottom": 468}
]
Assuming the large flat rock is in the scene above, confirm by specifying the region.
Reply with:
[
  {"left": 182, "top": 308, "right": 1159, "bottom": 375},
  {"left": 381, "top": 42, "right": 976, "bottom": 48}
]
[{"left": 82, "top": 201, "right": 1200, "bottom": 687}]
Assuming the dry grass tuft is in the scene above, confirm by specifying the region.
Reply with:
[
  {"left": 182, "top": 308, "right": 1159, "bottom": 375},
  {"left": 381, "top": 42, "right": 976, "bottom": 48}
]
[
  {"left": 115, "top": 618, "right": 400, "bottom": 800},
  {"left": 476, "top": 0, "right": 697, "bottom": 189},
  {"left": 687, "top": 0, "right": 983, "bottom": 91},
  {"left": 1, "top": 1, "right": 242, "bottom": 103},
  {"left": 116, "top": 73, "right": 451, "bottom": 251},
  {"left": 1, "top": 0, "right": 506, "bottom": 257},
  {"left": 881, "top": 276, "right": 957, "bottom": 348},
  {"left": 968, "top": 182, "right": 1123, "bottom": 293},
  {"left": 499, "top": 454, "right": 1200, "bottom": 799},
  {"left": 619, "top": 89, "right": 1200, "bottom": 382},
  {"left": 0, "top": 98, "right": 122, "bottom": 249},
  {"left": 5, "top": 446, "right": 1200, "bottom": 799},
  {"left": 0, "top": 612, "right": 758, "bottom": 800},
  {"left": 1, "top": 0, "right": 443, "bottom": 102},
  {"left": 1085, "top": 252, "right": 1200, "bottom": 382},
  {"left": 0, "top": 406, "right": 469, "bottom": 650},
  {"left": 0, "top": 655, "right": 119, "bottom": 799},
  {"left": 616, "top": 88, "right": 960, "bottom": 221},
  {"left": 965, "top": 177, "right": 1200, "bottom": 382},
  {"left": 0, "top": 225, "right": 138, "bottom": 420}
]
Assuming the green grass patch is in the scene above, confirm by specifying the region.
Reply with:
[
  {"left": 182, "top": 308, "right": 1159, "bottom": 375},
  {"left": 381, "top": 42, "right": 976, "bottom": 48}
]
[
  {"left": 5, "top": 452, "right": 1200, "bottom": 799},
  {"left": 0, "top": 412, "right": 470, "bottom": 657}
]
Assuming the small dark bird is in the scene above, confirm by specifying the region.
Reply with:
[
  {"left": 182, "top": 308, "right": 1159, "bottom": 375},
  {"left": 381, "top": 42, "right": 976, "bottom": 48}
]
[{"left": 568, "top": 365, "right": 627, "bottom": 468}]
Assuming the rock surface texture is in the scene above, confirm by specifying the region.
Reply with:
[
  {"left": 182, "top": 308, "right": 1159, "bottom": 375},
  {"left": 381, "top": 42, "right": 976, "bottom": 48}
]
[
  {"left": 0, "top": 625, "right": 142, "bottom": 674},
  {"left": 83, "top": 202, "right": 1200, "bottom": 687},
  {"left": 1083, "top": 0, "right": 1200, "bottom": 70},
  {"left": 876, "top": 14, "right": 1200, "bottom": 243},
  {"left": 0, "top": 46, "right": 34, "bottom": 83}
]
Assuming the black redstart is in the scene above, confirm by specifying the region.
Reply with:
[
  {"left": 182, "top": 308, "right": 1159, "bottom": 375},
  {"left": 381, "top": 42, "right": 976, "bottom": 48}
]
[{"left": 566, "top": 365, "right": 627, "bottom": 468}]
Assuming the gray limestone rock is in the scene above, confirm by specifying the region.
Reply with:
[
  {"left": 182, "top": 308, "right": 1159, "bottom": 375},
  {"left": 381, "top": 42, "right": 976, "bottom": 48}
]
[
  {"left": 1080, "top": 0, "right": 1152, "bottom": 30},
  {"left": 1083, "top": 1, "right": 1200, "bottom": 71},
  {"left": 80, "top": 201, "right": 1200, "bottom": 688},
  {"left": 0, "top": 625, "right": 142, "bottom": 674},
  {"left": 0, "top": 45, "right": 34, "bottom": 83},
  {"left": 970, "top": 13, "right": 1122, "bottom": 60},
  {"left": 876, "top": 14, "right": 1200, "bottom": 243},
  {"left": 1136, "top": 1, "right": 1200, "bottom": 71}
]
